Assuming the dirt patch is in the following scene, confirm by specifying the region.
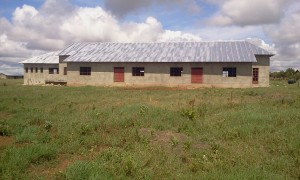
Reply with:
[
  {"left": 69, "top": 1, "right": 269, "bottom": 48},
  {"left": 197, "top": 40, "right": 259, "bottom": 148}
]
[
  {"left": 120, "top": 86, "right": 193, "bottom": 91},
  {"left": 152, "top": 130, "right": 190, "bottom": 146},
  {"left": 0, "top": 112, "right": 11, "bottom": 119},
  {"left": 15, "top": 142, "right": 32, "bottom": 148},
  {"left": 28, "top": 154, "right": 80, "bottom": 179},
  {"left": 42, "top": 154, "right": 83, "bottom": 176},
  {"left": 139, "top": 128, "right": 153, "bottom": 137},
  {"left": 28, "top": 144, "right": 109, "bottom": 179},
  {"left": 139, "top": 128, "right": 210, "bottom": 153},
  {"left": 0, "top": 136, "right": 14, "bottom": 148}
]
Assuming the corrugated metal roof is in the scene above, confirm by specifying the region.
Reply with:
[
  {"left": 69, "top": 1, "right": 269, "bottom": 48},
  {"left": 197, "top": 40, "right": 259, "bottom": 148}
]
[
  {"left": 20, "top": 51, "right": 59, "bottom": 64},
  {"left": 59, "top": 41, "right": 273, "bottom": 63}
]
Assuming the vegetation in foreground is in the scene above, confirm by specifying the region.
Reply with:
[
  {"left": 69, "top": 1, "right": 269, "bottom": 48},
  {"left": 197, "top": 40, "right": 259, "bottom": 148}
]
[{"left": 0, "top": 79, "right": 299, "bottom": 179}]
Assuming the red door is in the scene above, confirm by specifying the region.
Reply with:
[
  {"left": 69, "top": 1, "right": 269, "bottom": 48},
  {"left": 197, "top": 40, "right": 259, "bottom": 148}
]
[
  {"left": 191, "top": 68, "right": 203, "bottom": 83},
  {"left": 252, "top": 68, "right": 259, "bottom": 84},
  {"left": 114, "top": 67, "right": 124, "bottom": 82}
]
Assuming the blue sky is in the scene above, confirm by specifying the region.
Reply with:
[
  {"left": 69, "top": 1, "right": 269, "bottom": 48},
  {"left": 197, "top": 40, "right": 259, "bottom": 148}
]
[{"left": 0, "top": 0, "right": 299, "bottom": 75}]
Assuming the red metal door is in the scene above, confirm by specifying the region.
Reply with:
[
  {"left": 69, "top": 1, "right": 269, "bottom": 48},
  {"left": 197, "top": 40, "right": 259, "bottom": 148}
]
[
  {"left": 114, "top": 67, "right": 124, "bottom": 82},
  {"left": 252, "top": 68, "right": 259, "bottom": 84},
  {"left": 191, "top": 68, "right": 203, "bottom": 83}
]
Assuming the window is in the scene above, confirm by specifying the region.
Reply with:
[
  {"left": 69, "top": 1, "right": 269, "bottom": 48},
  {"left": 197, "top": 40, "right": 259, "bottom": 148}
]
[
  {"left": 31, "top": 67, "right": 33, "bottom": 73},
  {"left": 35, "top": 67, "right": 38, "bottom": 73},
  {"left": 132, "top": 67, "right": 144, "bottom": 76},
  {"left": 222, "top": 67, "right": 236, "bottom": 77},
  {"left": 64, "top": 67, "right": 67, "bottom": 75},
  {"left": 40, "top": 68, "right": 43, "bottom": 73},
  {"left": 80, "top": 67, "right": 91, "bottom": 75},
  {"left": 170, "top": 67, "right": 183, "bottom": 76},
  {"left": 25, "top": 67, "right": 28, "bottom": 73},
  {"left": 49, "top": 68, "right": 59, "bottom": 74}
]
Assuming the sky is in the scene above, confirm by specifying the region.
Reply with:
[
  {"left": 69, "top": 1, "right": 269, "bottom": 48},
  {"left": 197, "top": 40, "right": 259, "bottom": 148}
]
[{"left": 0, "top": 0, "right": 299, "bottom": 75}]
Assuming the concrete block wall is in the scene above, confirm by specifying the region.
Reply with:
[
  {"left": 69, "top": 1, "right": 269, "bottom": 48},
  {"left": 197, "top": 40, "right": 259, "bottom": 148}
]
[
  {"left": 66, "top": 62, "right": 256, "bottom": 88},
  {"left": 252, "top": 55, "right": 270, "bottom": 87},
  {"left": 23, "top": 64, "right": 66, "bottom": 85}
]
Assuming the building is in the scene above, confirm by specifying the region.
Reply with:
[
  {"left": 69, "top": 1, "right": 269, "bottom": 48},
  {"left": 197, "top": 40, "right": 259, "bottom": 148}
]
[
  {"left": 0, "top": 73, "right": 23, "bottom": 79},
  {"left": 21, "top": 41, "right": 274, "bottom": 88},
  {"left": 0, "top": 73, "right": 6, "bottom": 79}
]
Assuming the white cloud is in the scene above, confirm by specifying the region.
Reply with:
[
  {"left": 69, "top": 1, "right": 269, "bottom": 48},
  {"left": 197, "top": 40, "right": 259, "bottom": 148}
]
[
  {"left": 1, "top": 0, "right": 202, "bottom": 52},
  {"left": 194, "top": 26, "right": 265, "bottom": 41},
  {"left": 205, "top": 0, "right": 300, "bottom": 71},
  {"left": 208, "top": 0, "right": 296, "bottom": 26},
  {"left": 60, "top": 6, "right": 125, "bottom": 42},
  {"left": 160, "top": 30, "right": 202, "bottom": 41},
  {"left": 103, "top": 0, "right": 200, "bottom": 17},
  {"left": 13, "top": 4, "right": 38, "bottom": 24},
  {"left": 0, "top": 0, "right": 202, "bottom": 75},
  {"left": 0, "top": 63, "right": 23, "bottom": 75},
  {"left": 246, "top": 38, "right": 276, "bottom": 53},
  {"left": 263, "top": 4, "right": 300, "bottom": 70},
  {"left": 60, "top": 7, "right": 201, "bottom": 43},
  {"left": 0, "top": 34, "right": 34, "bottom": 58}
]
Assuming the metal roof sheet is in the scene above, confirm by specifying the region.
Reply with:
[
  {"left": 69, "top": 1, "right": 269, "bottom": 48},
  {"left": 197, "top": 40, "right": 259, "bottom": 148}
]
[
  {"left": 20, "top": 51, "right": 59, "bottom": 64},
  {"left": 59, "top": 41, "right": 273, "bottom": 63}
]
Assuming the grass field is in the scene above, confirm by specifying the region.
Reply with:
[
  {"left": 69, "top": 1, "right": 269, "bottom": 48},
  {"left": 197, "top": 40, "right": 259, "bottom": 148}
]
[{"left": 0, "top": 79, "right": 299, "bottom": 179}]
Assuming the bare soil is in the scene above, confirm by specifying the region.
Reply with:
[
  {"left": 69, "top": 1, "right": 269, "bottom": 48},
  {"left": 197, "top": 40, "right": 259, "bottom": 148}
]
[
  {"left": 0, "top": 136, "right": 14, "bottom": 148},
  {"left": 28, "top": 144, "right": 109, "bottom": 179},
  {"left": 0, "top": 111, "right": 11, "bottom": 120},
  {"left": 139, "top": 128, "right": 210, "bottom": 153}
]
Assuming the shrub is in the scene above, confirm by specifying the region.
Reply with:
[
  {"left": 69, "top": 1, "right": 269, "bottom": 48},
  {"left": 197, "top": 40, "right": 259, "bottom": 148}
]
[
  {"left": 288, "top": 79, "right": 296, "bottom": 84},
  {"left": 0, "top": 120, "right": 11, "bottom": 136},
  {"left": 180, "top": 108, "right": 196, "bottom": 121}
]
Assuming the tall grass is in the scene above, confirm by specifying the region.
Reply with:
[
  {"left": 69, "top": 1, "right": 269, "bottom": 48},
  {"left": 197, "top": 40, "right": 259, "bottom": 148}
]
[{"left": 0, "top": 79, "right": 299, "bottom": 179}]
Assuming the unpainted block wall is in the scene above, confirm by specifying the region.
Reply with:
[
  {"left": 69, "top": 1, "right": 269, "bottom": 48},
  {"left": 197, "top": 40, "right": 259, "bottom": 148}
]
[
  {"left": 66, "top": 62, "right": 255, "bottom": 88},
  {"left": 252, "top": 55, "right": 270, "bottom": 87},
  {"left": 23, "top": 64, "right": 66, "bottom": 85}
]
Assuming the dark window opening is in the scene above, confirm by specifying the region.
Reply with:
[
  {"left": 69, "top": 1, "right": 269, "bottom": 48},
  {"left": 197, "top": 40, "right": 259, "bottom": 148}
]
[
  {"left": 30, "top": 68, "right": 33, "bottom": 73},
  {"left": 40, "top": 68, "right": 43, "bottom": 73},
  {"left": 253, "top": 68, "right": 259, "bottom": 84},
  {"left": 80, "top": 67, "right": 91, "bottom": 75},
  {"left": 222, "top": 67, "right": 236, "bottom": 77},
  {"left": 64, "top": 67, "right": 67, "bottom": 75},
  {"left": 25, "top": 68, "right": 28, "bottom": 73},
  {"left": 170, "top": 67, "right": 183, "bottom": 76},
  {"left": 49, "top": 68, "right": 59, "bottom": 74},
  {"left": 132, "top": 67, "right": 144, "bottom": 76},
  {"left": 35, "top": 67, "right": 38, "bottom": 73}
]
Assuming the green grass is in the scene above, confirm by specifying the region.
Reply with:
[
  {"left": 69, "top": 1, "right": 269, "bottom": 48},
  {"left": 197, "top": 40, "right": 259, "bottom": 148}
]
[{"left": 0, "top": 79, "right": 299, "bottom": 179}]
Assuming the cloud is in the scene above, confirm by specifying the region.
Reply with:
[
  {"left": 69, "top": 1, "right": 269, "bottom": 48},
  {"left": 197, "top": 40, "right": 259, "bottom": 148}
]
[
  {"left": 0, "top": 34, "right": 38, "bottom": 59},
  {"left": 0, "top": 0, "right": 202, "bottom": 75},
  {"left": 246, "top": 38, "right": 276, "bottom": 53},
  {"left": 3, "top": 0, "right": 201, "bottom": 51},
  {"left": 60, "top": 7, "right": 201, "bottom": 43},
  {"left": 205, "top": 0, "right": 300, "bottom": 71},
  {"left": 263, "top": 5, "right": 300, "bottom": 70},
  {"left": 208, "top": 0, "right": 296, "bottom": 26},
  {"left": 0, "top": 62, "right": 23, "bottom": 75},
  {"left": 103, "top": 0, "right": 200, "bottom": 17}
]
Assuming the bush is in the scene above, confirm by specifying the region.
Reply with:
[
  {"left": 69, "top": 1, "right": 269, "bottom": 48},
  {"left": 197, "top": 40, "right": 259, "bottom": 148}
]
[
  {"left": 288, "top": 79, "right": 296, "bottom": 84},
  {"left": 0, "top": 120, "right": 12, "bottom": 136}
]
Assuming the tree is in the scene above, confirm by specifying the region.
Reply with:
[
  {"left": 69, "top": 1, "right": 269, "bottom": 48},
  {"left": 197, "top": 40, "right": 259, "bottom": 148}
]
[
  {"left": 270, "top": 68, "right": 299, "bottom": 80},
  {"left": 285, "top": 68, "right": 296, "bottom": 79}
]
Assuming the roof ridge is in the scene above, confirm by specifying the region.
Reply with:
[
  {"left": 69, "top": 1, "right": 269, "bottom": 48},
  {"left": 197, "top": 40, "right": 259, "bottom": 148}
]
[{"left": 69, "top": 40, "right": 247, "bottom": 44}]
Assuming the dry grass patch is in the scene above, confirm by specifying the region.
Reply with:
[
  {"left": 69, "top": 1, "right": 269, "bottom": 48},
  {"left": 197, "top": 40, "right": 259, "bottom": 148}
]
[
  {"left": 0, "top": 136, "right": 14, "bottom": 148},
  {"left": 139, "top": 128, "right": 210, "bottom": 153}
]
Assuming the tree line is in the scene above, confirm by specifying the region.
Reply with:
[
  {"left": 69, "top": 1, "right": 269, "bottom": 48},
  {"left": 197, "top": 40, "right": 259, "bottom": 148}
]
[{"left": 270, "top": 68, "right": 300, "bottom": 80}]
